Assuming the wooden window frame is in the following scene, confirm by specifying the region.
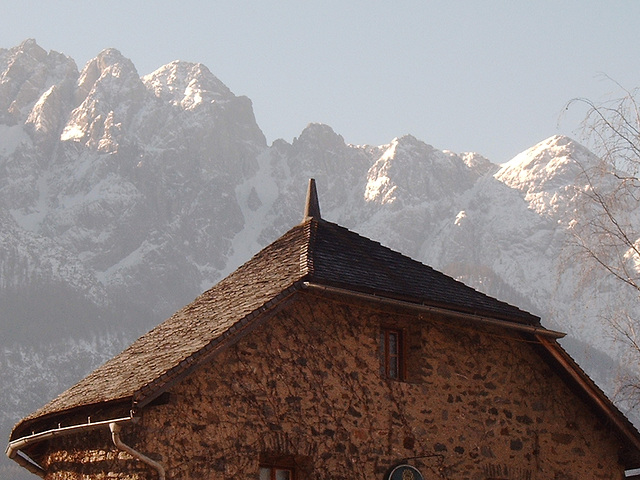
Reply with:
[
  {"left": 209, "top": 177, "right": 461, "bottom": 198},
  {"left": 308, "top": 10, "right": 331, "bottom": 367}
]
[
  {"left": 380, "top": 327, "right": 406, "bottom": 380},
  {"left": 259, "top": 465, "right": 295, "bottom": 480}
]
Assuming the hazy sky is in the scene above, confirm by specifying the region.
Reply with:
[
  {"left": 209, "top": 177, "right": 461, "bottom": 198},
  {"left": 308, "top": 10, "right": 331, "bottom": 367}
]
[{"left": 1, "top": 1, "right": 638, "bottom": 163}]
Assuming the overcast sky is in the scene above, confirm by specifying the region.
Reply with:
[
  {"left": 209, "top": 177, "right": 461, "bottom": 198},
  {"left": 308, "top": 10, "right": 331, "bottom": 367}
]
[{"left": 2, "top": 1, "right": 638, "bottom": 163}]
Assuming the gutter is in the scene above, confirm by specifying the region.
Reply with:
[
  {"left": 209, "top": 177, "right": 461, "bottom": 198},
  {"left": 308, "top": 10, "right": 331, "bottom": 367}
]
[
  {"left": 6, "top": 413, "right": 165, "bottom": 479},
  {"left": 6, "top": 415, "right": 133, "bottom": 478},
  {"left": 302, "top": 281, "right": 566, "bottom": 339}
]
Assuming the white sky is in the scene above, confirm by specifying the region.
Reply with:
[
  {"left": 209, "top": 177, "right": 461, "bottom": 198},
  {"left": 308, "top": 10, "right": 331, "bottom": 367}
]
[{"left": 1, "top": 0, "right": 638, "bottom": 163}]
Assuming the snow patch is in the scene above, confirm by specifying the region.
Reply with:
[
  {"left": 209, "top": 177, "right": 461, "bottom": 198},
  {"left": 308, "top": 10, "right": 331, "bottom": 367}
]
[
  {"left": 365, "top": 139, "right": 398, "bottom": 204},
  {"left": 220, "top": 149, "right": 280, "bottom": 290},
  {"left": 0, "top": 124, "right": 30, "bottom": 154},
  {"left": 10, "top": 173, "right": 49, "bottom": 232},
  {"left": 97, "top": 240, "right": 158, "bottom": 285},
  {"left": 60, "top": 124, "right": 85, "bottom": 142}
]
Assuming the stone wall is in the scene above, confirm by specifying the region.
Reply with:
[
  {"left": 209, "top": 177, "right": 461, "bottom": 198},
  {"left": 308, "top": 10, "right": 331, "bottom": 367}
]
[
  {"left": 42, "top": 292, "right": 626, "bottom": 479},
  {"left": 42, "top": 429, "right": 148, "bottom": 479}
]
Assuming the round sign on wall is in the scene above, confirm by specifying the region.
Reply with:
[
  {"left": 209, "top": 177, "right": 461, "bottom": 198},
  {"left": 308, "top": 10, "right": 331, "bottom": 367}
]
[{"left": 388, "top": 464, "right": 425, "bottom": 480}]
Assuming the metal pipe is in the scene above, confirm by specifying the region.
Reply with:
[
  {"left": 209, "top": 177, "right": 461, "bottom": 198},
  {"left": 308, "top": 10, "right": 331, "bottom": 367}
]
[
  {"left": 109, "top": 422, "right": 166, "bottom": 480},
  {"left": 6, "top": 415, "right": 133, "bottom": 478},
  {"left": 301, "top": 281, "right": 566, "bottom": 339}
]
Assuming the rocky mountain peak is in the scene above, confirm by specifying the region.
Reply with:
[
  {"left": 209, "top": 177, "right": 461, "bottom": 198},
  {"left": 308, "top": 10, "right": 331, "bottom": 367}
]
[
  {"left": 0, "top": 39, "right": 77, "bottom": 125},
  {"left": 83, "top": 48, "right": 136, "bottom": 76},
  {"left": 62, "top": 49, "right": 147, "bottom": 150},
  {"left": 459, "top": 151, "right": 495, "bottom": 176},
  {"left": 495, "top": 135, "right": 598, "bottom": 218},
  {"left": 292, "top": 123, "right": 345, "bottom": 150},
  {"left": 142, "top": 61, "right": 233, "bottom": 110},
  {"left": 497, "top": 135, "right": 588, "bottom": 182},
  {"left": 365, "top": 135, "right": 481, "bottom": 205},
  {"left": 283, "top": 123, "right": 364, "bottom": 194},
  {"left": 75, "top": 48, "right": 141, "bottom": 100},
  {"left": 15, "top": 38, "right": 47, "bottom": 62}
]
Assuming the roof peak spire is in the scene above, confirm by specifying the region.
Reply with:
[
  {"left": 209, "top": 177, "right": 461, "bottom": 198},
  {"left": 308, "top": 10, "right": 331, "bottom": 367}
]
[{"left": 303, "top": 178, "right": 321, "bottom": 221}]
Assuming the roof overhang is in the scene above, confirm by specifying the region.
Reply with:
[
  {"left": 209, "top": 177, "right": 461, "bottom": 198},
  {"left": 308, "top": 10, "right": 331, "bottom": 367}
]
[{"left": 535, "top": 335, "right": 640, "bottom": 470}]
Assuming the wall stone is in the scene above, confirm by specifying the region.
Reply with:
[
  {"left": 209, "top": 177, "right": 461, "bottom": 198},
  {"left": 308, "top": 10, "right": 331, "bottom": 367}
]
[
  {"left": 41, "top": 292, "right": 626, "bottom": 479},
  {"left": 42, "top": 429, "right": 148, "bottom": 479}
]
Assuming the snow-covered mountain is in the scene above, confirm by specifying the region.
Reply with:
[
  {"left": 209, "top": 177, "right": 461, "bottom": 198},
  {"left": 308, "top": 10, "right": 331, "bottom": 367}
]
[{"left": 1, "top": 39, "right": 637, "bottom": 478}]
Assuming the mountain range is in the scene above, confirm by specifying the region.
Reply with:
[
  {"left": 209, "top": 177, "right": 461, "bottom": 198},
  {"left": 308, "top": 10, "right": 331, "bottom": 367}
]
[{"left": 1, "top": 39, "right": 637, "bottom": 478}]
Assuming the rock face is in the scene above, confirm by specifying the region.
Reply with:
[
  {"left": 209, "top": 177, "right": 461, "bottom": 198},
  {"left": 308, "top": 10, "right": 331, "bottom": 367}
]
[{"left": 1, "top": 40, "right": 638, "bottom": 478}]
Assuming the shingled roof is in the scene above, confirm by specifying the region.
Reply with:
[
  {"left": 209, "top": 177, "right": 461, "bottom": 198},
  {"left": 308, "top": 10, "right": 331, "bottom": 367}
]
[
  {"left": 15, "top": 206, "right": 544, "bottom": 434},
  {"left": 12, "top": 180, "right": 546, "bottom": 438}
]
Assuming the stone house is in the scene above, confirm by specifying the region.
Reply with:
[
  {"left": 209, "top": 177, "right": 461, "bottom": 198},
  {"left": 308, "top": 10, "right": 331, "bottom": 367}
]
[{"left": 7, "top": 180, "right": 640, "bottom": 479}]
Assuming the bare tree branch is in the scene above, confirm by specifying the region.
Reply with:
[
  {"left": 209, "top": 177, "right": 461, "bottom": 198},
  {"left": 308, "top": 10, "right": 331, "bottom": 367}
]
[{"left": 566, "top": 83, "right": 640, "bottom": 407}]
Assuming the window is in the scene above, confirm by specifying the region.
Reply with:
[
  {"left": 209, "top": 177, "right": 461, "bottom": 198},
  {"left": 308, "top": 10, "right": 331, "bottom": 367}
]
[
  {"left": 260, "top": 466, "right": 294, "bottom": 480},
  {"left": 260, "top": 453, "right": 310, "bottom": 479},
  {"left": 380, "top": 328, "right": 404, "bottom": 380}
]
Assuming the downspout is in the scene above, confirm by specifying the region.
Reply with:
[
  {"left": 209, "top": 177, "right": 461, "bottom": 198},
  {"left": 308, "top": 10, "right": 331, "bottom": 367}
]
[{"left": 109, "top": 422, "right": 165, "bottom": 480}]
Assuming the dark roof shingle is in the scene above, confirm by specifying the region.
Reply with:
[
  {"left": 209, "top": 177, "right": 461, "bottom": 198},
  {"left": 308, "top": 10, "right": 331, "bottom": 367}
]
[{"left": 308, "top": 219, "right": 539, "bottom": 324}]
